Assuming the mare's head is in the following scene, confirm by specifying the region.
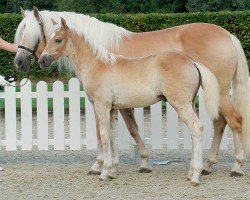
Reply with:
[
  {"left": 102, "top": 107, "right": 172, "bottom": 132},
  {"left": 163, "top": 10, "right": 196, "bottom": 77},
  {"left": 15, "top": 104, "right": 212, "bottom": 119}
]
[
  {"left": 39, "top": 17, "right": 70, "bottom": 69},
  {"left": 14, "top": 7, "right": 47, "bottom": 72}
]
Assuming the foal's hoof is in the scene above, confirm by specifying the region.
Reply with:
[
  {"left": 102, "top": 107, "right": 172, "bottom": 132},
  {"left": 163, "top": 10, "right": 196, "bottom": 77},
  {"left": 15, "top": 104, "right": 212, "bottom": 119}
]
[
  {"left": 0, "top": 166, "right": 3, "bottom": 171},
  {"left": 138, "top": 167, "right": 152, "bottom": 173},
  {"left": 99, "top": 174, "right": 109, "bottom": 181},
  {"left": 230, "top": 170, "right": 244, "bottom": 177},
  {"left": 108, "top": 174, "right": 116, "bottom": 179},
  {"left": 190, "top": 181, "right": 200, "bottom": 187},
  {"left": 201, "top": 168, "right": 212, "bottom": 175},
  {"left": 108, "top": 170, "right": 117, "bottom": 179},
  {"left": 186, "top": 174, "right": 192, "bottom": 181},
  {"left": 88, "top": 169, "right": 101, "bottom": 176}
]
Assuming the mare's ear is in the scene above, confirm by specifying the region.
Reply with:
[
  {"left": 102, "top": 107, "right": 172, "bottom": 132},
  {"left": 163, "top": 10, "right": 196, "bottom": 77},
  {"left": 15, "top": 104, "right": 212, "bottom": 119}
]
[
  {"left": 60, "top": 17, "right": 69, "bottom": 31},
  {"left": 51, "top": 18, "right": 58, "bottom": 26},
  {"left": 33, "top": 6, "right": 41, "bottom": 22},
  {"left": 20, "top": 6, "right": 26, "bottom": 18}
]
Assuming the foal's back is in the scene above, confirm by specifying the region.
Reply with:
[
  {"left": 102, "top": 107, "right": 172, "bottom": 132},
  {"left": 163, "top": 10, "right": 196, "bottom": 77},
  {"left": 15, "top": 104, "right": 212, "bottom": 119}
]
[{"left": 93, "top": 51, "right": 200, "bottom": 109}]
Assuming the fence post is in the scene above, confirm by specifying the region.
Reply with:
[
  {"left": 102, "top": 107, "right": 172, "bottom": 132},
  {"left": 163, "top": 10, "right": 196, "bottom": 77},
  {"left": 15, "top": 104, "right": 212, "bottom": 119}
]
[
  {"left": 198, "top": 89, "right": 212, "bottom": 149},
  {"left": 5, "top": 83, "right": 17, "bottom": 151},
  {"left": 118, "top": 111, "right": 130, "bottom": 150},
  {"left": 20, "top": 79, "right": 33, "bottom": 150},
  {"left": 53, "top": 81, "right": 65, "bottom": 150},
  {"left": 37, "top": 81, "right": 49, "bottom": 150},
  {"left": 151, "top": 102, "right": 162, "bottom": 149},
  {"left": 68, "top": 78, "right": 81, "bottom": 150},
  {"left": 85, "top": 96, "right": 97, "bottom": 149},
  {"left": 167, "top": 103, "right": 179, "bottom": 149}
]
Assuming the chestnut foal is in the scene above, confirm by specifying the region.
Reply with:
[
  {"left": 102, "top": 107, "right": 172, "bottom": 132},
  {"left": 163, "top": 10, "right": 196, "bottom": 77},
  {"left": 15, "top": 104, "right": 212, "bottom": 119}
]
[{"left": 39, "top": 18, "right": 220, "bottom": 185}]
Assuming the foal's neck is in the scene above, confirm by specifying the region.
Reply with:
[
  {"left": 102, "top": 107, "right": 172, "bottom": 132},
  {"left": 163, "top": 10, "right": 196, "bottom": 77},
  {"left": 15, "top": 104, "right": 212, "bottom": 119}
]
[
  {"left": 68, "top": 31, "right": 101, "bottom": 78},
  {"left": 70, "top": 31, "right": 99, "bottom": 66}
]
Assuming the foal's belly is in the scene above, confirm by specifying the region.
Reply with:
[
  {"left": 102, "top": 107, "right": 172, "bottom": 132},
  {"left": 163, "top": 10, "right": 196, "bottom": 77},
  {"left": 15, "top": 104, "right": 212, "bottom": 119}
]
[{"left": 111, "top": 89, "right": 161, "bottom": 109}]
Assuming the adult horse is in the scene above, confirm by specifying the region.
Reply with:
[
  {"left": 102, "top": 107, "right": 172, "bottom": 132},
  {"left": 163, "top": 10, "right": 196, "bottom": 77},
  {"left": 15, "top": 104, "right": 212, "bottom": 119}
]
[
  {"left": 38, "top": 17, "right": 220, "bottom": 185},
  {"left": 14, "top": 7, "right": 250, "bottom": 176}
]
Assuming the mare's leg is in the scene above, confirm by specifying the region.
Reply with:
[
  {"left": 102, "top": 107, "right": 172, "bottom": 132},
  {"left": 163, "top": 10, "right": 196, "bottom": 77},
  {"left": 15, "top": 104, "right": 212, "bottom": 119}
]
[
  {"left": 88, "top": 110, "right": 103, "bottom": 175},
  {"left": 204, "top": 95, "right": 245, "bottom": 176},
  {"left": 108, "top": 110, "right": 119, "bottom": 178},
  {"left": 120, "top": 108, "right": 152, "bottom": 173},
  {"left": 202, "top": 115, "right": 226, "bottom": 175},
  {"left": 221, "top": 96, "right": 245, "bottom": 176},
  {"left": 94, "top": 102, "right": 112, "bottom": 181}
]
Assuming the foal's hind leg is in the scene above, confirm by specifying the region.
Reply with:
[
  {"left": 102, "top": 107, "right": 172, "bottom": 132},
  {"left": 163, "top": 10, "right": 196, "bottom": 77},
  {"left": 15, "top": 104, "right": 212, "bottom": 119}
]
[
  {"left": 120, "top": 109, "right": 152, "bottom": 173},
  {"left": 202, "top": 115, "right": 227, "bottom": 175},
  {"left": 175, "top": 104, "right": 203, "bottom": 186}
]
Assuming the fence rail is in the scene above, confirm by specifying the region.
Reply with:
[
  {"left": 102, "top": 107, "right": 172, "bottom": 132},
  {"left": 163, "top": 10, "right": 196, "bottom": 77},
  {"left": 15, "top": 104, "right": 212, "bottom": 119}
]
[{"left": 0, "top": 78, "right": 234, "bottom": 151}]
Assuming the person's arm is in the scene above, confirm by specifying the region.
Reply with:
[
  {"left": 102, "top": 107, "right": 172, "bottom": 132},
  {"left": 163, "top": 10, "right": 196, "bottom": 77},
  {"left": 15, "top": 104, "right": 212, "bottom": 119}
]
[{"left": 0, "top": 37, "right": 17, "bottom": 52}]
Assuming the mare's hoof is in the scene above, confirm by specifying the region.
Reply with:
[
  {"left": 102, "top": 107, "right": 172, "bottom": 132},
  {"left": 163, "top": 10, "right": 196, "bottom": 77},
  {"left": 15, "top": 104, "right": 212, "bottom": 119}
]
[
  {"left": 138, "top": 167, "right": 152, "bottom": 173},
  {"left": 88, "top": 169, "right": 101, "bottom": 175},
  {"left": 230, "top": 170, "right": 244, "bottom": 177}
]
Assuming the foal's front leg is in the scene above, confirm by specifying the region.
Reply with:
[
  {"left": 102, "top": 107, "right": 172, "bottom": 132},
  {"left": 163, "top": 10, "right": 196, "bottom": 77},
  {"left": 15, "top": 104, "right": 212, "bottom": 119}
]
[
  {"left": 88, "top": 110, "right": 103, "bottom": 175},
  {"left": 108, "top": 110, "right": 119, "bottom": 179},
  {"left": 94, "top": 102, "right": 112, "bottom": 181}
]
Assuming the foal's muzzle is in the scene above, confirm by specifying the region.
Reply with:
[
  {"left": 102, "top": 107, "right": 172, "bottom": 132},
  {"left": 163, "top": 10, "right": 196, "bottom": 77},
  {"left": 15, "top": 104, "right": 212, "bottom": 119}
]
[{"left": 38, "top": 54, "right": 53, "bottom": 69}]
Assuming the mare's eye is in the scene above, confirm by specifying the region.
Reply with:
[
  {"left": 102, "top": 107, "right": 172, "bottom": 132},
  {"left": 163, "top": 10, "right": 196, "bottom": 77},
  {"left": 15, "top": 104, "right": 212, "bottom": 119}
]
[{"left": 55, "top": 38, "right": 62, "bottom": 44}]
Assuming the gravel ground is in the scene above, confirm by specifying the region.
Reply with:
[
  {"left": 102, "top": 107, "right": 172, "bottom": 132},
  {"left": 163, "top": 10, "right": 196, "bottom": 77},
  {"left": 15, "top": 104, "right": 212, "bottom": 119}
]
[
  {"left": 0, "top": 150, "right": 249, "bottom": 200},
  {"left": 0, "top": 111, "right": 248, "bottom": 199}
]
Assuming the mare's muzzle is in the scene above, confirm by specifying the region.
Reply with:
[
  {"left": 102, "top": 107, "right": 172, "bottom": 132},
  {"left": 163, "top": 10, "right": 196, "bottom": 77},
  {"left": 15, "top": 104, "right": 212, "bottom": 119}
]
[{"left": 14, "top": 51, "right": 32, "bottom": 72}]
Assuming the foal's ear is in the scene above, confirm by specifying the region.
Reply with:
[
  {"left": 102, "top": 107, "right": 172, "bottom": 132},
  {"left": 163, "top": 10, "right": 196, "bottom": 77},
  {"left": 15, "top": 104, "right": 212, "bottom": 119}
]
[
  {"left": 60, "top": 17, "right": 69, "bottom": 31},
  {"left": 33, "top": 6, "right": 41, "bottom": 22},
  {"left": 20, "top": 6, "right": 26, "bottom": 18},
  {"left": 51, "top": 18, "right": 58, "bottom": 26}
]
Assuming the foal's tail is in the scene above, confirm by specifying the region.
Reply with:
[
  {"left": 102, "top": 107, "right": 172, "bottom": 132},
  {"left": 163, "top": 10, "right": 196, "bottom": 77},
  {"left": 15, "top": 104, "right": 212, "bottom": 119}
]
[
  {"left": 230, "top": 34, "right": 250, "bottom": 156},
  {"left": 194, "top": 62, "right": 220, "bottom": 119}
]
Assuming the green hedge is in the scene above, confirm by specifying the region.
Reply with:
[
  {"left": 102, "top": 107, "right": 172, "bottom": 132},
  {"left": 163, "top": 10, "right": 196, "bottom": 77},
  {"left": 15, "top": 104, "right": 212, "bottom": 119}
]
[{"left": 0, "top": 11, "right": 249, "bottom": 81}]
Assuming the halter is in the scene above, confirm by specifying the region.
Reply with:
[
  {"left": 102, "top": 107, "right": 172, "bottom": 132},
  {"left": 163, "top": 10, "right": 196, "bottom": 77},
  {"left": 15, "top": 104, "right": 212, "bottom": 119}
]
[
  {"left": 18, "top": 15, "right": 47, "bottom": 60},
  {"left": 10, "top": 15, "right": 47, "bottom": 87}
]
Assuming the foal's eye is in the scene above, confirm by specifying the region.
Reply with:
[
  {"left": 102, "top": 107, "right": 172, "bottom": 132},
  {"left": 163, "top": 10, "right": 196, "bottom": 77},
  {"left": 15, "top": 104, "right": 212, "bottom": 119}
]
[{"left": 55, "top": 38, "right": 62, "bottom": 44}]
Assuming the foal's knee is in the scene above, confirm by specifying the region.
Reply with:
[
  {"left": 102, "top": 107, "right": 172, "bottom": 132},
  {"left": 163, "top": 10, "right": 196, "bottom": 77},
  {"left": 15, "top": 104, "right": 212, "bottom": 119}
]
[{"left": 190, "top": 121, "right": 203, "bottom": 137}]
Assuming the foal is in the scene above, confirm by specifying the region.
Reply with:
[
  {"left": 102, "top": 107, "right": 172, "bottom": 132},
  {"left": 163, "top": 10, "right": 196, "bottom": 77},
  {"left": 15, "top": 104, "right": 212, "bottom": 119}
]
[{"left": 39, "top": 18, "right": 220, "bottom": 185}]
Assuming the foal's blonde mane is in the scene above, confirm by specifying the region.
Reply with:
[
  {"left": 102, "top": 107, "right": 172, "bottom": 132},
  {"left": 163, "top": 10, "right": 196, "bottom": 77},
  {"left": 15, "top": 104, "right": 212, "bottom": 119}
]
[{"left": 15, "top": 10, "right": 131, "bottom": 69}]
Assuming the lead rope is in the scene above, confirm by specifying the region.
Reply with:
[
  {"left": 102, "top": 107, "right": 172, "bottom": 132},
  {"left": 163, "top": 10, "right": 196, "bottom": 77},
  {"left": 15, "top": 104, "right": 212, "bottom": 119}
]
[{"left": 5, "top": 71, "right": 31, "bottom": 87}]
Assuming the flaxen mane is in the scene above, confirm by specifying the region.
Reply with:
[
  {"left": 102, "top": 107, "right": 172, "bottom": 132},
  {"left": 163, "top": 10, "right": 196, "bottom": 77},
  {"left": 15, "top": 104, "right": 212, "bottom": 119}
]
[{"left": 15, "top": 10, "right": 131, "bottom": 69}]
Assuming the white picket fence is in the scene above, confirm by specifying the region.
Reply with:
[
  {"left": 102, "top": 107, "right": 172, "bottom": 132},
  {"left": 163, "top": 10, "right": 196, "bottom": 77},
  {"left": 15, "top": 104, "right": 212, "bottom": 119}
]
[{"left": 0, "top": 78, "right": 234, "bottom": 151}]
